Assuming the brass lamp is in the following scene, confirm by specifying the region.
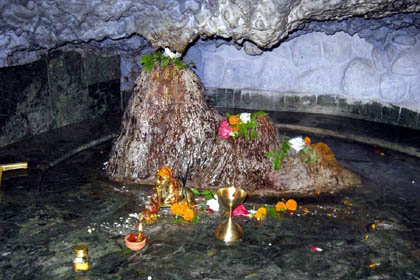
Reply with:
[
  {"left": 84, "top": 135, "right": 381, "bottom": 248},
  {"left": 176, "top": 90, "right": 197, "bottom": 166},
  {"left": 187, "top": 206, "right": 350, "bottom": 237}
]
[
  {"left": 215, "top": 186, "right": 247, "bottom": 243},
  {"left": 0, "top": 162, "right": 28, "bottom": 191}
]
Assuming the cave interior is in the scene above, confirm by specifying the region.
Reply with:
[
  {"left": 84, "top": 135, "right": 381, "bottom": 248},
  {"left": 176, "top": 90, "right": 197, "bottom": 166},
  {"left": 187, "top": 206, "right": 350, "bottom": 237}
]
[{"left": 0, "top": 1, "right": 420, "bottom": 279}]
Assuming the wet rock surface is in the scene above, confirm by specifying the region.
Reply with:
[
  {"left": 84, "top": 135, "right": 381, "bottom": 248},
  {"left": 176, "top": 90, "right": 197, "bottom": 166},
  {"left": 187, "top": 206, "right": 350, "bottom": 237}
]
[{"left": 1, "top": 115, "right": 420, "bottom": 279}]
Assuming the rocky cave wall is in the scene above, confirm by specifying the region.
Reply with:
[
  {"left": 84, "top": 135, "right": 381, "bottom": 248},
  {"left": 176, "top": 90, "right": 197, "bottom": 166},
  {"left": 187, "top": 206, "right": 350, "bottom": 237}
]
[{"left": 1, "top": 0, "right": 420, "bottom": 146}]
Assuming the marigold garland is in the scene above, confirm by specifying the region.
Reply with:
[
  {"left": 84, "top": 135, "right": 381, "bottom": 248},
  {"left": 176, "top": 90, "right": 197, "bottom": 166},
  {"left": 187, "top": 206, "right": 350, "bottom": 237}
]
[{"left": 170, "top": 203, "right": 195, "bottom": 221}]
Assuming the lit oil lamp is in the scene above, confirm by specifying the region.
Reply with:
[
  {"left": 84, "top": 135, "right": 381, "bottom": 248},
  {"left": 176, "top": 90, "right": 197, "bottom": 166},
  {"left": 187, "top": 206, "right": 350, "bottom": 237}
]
[
  {"left": 136, "top": 223, "right": 145, "bottom": 242},
  {"left": 125, "top": 223, "right": 147, "bottom": 251}
]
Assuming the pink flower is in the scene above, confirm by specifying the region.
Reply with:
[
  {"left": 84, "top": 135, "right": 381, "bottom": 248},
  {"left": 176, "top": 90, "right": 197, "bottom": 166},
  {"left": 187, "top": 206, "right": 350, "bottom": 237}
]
[
  {"left": 218, "top": 120, "right": 232, "bottom": 139},
  {"left": 233, "top": 204, "right": 250, "bottom": 216}
]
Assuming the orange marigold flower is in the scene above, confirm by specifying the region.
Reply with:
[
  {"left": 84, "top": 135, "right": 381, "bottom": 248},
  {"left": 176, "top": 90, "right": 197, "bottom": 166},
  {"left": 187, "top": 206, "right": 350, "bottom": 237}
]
[
  {"left": 170, "top": 203, "right": 181, "bottom": 216},
  {"left": 286, "top": 199, "right": 298, "bottom": 211},
  {"left": 304, "top": 136, "right": 311, "bottom": 146},
  {"left": 180, "top": 204, "right": 190, "bottom": 215},
  {"left": 275, "top": 201, "right": 287, "bottom": 212},
  {"left": 228, "top": 115, "right": 240, "bottom": 126},
  {"left": 183, "top": 208, "right": 195, "bottom": 221},
  {"left": 254, "top": 207, "right": 267, "bottom": 220}
]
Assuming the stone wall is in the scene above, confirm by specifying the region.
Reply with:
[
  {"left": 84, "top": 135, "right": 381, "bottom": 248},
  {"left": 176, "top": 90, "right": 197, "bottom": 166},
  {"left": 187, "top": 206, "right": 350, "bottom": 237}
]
[
  {"left": 185, "top": 30, "right": 420, "bottom": 128},
  {"left": 0, "top": 51, "right": 121, "bottom": 147},
  {"left": 206, "top": 88, "right": 419, "bottom": 130}
]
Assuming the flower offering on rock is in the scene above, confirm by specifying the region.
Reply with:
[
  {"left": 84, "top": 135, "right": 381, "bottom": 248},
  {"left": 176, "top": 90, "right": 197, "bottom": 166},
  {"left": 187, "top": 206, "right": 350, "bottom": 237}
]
[
  {"left": 254, "top": 207, "right": 267, "bottom": 220},
  {"left": 170, "top": 202, "right": 195, "bottom": 222},
  {"left": 206, "top": 196, "right": 219, "bottom": 212},
  {"left": 239, "top": 113, "right": 251, "bottom": 124},
  {"left": 218, "top": 120, "right": 232, "bottom": 139},
  {"left": 275, "top": 201, "right": 287, "bottom": 212},
  {"left": 233, "top": 204, "right": 250, "bottom": 216},
  {"left": 285, "top": 199, "right": 298, "bottom": 211},
  {"left": 289, "top": 137, "right": 306, "bottom": 152},
  {"left": 107, "top": 63, "right": 361, "bottom": 198}
]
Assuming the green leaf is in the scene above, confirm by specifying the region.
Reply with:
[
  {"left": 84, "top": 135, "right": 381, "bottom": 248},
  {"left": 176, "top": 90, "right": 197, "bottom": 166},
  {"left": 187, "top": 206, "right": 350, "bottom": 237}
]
[
  {"left": 190, "top": 188, "right": 200, "bottom": 196},
  {"left": 161, "top": 56, "right": 170, "bottom": 67},
  {"left": 144, "top": 63, "right": 154, "bottom": 73},
  {"left": 172, "top": 216, "right": 185, "bottom": 224},
  {"left": 139, "top": 54, "right": 156, "bottom": 73},
  {"left": 253, "top": 111, "right": 268, "bottom": 117},
  {"left": 250, "top": 129, "right": 258, "bottom": 139},
  {"left": 192, "top": 216, "right": 199, "bottom": 224},
  {"left": 273, "top": 156, "right": 281, "bottom": 171},
  {"left": 265, "top": 151, "right": 275, "bottom": 158},
  {"left": 140, "top": 55, "right": 153, "bottom": 64},
  {"left": 282, "top": 141, "right": 290, "bottom": 153},
  {"left": 251, "top": 113, "right": 257, "bottom": 123},
  {"left": 266, "top": 206, "right": 280, "bottom": 219},
  {"left": 174, "top": 59, "right": 186, "bottom": 70}
]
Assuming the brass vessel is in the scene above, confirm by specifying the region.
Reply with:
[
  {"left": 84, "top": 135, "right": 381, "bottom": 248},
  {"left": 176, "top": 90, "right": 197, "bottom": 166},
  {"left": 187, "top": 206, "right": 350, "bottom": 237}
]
[
  {"left": 215, "top": 186, "right": 247, "bottom": 243},
  {"left": 0, "top": 162, "right": 28, "bottom": 192}
]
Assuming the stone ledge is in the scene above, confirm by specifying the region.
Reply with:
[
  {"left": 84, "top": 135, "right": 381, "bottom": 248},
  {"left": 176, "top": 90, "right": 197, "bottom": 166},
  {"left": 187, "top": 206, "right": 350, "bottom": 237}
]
[{"left": 206, "top": 87, "right": 419, "bottom": 130}]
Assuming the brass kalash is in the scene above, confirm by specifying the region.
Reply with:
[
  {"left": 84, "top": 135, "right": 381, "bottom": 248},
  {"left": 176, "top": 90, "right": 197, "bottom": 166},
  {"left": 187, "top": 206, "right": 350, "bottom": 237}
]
[{"left": 215, "top": 186, "right": 247, "bottom": 244}]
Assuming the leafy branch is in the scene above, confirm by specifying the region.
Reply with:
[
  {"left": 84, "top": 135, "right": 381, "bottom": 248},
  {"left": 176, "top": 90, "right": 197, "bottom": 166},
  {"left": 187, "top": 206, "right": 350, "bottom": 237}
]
[
  {"left": 226, "top": 111, "right": 268, "bottom": 141},
  {"left": 190, "top": 188, "right": 216, "bottom": 200},
  {"left": 265, "top": 140, "right": 290, "bottom": 171},
  {"left": 139, "top": 50, "right": 195, "bottom": 73}
]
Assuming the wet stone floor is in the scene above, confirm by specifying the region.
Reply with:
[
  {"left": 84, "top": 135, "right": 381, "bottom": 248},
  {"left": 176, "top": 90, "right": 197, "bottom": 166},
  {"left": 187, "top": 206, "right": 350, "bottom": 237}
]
[{"left": 1, "top": 117, "right": 420, "bottom": 280}]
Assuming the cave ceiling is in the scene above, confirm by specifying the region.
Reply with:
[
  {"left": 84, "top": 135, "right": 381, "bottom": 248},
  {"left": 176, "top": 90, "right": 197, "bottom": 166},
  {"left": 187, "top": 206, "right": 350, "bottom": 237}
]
[{"left": 1, "top": 0, "right": 420, "bottom": 66}]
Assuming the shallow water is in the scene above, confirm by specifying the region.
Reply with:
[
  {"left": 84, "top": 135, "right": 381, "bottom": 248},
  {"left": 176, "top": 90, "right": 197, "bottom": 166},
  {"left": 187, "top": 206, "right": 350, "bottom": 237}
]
[{"left": 0, "top": 123, "right": 419, "bottom": 280}]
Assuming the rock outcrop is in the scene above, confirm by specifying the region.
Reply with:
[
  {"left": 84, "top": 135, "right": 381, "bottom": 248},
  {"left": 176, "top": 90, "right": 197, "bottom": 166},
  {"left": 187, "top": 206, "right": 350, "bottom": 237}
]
[
  {"left": 106, "top": 64, "right": 361, "bottom": 196},
  {"left": 1, "top": 1, "right": 420, "bottom": 67}
]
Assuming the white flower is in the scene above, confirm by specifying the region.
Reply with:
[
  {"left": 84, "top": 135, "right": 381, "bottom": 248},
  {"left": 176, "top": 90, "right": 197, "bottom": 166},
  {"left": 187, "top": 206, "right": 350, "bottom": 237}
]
[
  {"left": 289, "top": 137, "right": 305, "bottom": 152},
  {"left": 164, "top": 47, "right": 181, "bottom": 59},
  {"left": 249, "top": 209, "right": 257, "bottom": 215},
  {"left": 206, "top": 196, "right": 219, "bottom": 212},
  {"left": 240, "top": 113, "right": 251, "bottom": 123}
]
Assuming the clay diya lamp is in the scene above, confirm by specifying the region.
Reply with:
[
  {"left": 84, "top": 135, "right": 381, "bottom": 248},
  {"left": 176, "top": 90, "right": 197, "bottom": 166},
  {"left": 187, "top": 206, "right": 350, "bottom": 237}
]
[{"left": 125, "top": 223, "right": 147, "bottom": 251}]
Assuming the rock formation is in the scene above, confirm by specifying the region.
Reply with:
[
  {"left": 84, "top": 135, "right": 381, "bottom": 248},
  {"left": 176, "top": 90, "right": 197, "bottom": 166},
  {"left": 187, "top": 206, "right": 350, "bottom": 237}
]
[
  {"left": 1, "top": 1, "right": 420, "bottom": 67},
  {"left": 106, "top": 64, "right": 361, "bottom": 197}
]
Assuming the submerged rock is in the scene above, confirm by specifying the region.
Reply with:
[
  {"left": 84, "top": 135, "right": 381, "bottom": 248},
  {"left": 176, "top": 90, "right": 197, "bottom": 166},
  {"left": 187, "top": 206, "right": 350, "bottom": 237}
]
[{"left": 107, "top": 64, "right": 361, "bottom": 196}]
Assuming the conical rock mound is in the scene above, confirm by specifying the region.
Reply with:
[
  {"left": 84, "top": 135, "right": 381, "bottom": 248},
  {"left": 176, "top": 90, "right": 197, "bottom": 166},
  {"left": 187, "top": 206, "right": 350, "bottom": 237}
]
[{"left": 106, "top": 64, "right": 361, "bottom": 196}]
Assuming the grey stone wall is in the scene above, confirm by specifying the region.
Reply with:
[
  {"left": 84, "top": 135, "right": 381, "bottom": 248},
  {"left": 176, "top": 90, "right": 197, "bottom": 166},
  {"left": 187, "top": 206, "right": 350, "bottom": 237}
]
[
  {"left": 0, "top": 50, "right": 121, "bottom": 147},
  {"left": 206, "top": 88, "right": 420, "bottom": 130},
  {"left": 185, "top": 29, "right": 420, "bottom": 121}
]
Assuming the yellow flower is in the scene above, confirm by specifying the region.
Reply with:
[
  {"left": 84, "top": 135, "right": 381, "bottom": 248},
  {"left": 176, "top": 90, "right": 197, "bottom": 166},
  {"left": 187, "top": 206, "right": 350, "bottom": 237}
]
[
  {"left": 286, "top": 199, "right": 297, "bottom": 211},
  {"left": 304, "top": 137, "right": 311, "bottom": 146},
  {"left": 254, "top": 207, "right": 267, "bottom": 220},
  {"left": 183, "top": 208, "right": 195, "bottom": 221},
  {"left": 275, "top": 201, "right": 286, "bottom": 212}
]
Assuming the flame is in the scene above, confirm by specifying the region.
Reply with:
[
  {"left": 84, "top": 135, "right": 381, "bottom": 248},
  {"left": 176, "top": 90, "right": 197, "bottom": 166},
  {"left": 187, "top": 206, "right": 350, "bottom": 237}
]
[{"left": 138, "top": 223, "right": 143, "bottom": 232}]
